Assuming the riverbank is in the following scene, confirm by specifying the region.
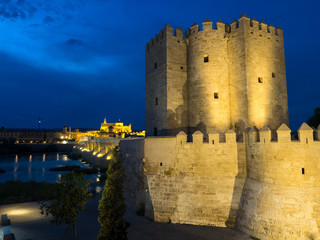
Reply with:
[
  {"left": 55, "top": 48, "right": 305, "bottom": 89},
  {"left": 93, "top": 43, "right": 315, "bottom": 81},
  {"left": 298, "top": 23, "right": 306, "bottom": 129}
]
[{"left": 0, "top": 143, "right": 76, "bottom": 155}]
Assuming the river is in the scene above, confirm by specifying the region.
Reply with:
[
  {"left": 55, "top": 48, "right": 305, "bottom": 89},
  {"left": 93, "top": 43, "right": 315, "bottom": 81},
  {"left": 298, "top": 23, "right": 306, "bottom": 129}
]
[{"left": 0, "top": 153, "right": 95, "bottom": 183}]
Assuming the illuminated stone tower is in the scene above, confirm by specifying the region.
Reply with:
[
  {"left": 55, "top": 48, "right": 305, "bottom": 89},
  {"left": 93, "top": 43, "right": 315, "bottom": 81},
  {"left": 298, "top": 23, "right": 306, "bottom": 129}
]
[{"left": 145, "top": 14, "right": 289, "bottom": 136}]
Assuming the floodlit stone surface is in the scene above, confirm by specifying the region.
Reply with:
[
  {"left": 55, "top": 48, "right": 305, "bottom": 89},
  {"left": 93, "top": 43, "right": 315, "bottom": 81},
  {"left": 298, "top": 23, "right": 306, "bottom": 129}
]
[
  {"left": 145, "top": 15, "right": 289, "bottom": 136},
  {"left": 118, "top": 123, "right": 320, "bottom": 240}
]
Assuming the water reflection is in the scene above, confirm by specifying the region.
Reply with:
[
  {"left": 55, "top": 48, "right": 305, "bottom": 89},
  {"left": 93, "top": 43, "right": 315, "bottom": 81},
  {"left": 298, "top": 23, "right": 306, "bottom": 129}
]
[
  {"left": 14, "top": 156, "right": 18, "bottom": 180},
  {"left": 0, "top": 153, "right": 97, "bottom": 183}
]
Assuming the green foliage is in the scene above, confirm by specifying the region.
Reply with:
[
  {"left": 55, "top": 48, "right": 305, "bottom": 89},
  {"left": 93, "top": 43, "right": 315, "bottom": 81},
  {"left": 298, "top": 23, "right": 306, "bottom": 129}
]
[
  {"left": 40, "top": 171, "right": 92, "bottom": 240},
  {"left": 98, "top": 147, "right": 129, "bottom": 240},
  {"left": 0, "top": 181, "right": 57, "bottom": 205},
  {"left": 307, "top": 107, "right": 320, "bottom": 129}
]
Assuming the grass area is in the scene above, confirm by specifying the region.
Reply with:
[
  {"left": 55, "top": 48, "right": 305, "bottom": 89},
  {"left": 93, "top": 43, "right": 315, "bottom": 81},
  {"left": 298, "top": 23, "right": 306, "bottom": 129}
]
[{"left": 0, "top": 181, "right": 58, "bottom": 205}]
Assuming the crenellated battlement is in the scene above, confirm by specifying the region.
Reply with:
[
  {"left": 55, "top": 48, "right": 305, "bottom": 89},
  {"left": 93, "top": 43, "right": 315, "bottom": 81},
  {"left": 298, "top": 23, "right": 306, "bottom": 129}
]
[
  {"left": 182, "top": 14, "right": 283, "bottom": 38},
  {"left": 141, "top": 14, "right": 319, "bottom": 239},
  {"left": 247, "top": 122, "right": 320, "bottom": 144},
  {"left": 146, "top": 24, "right": 186, "bottom": 52},
  {"left": 141, "top": 122, "right": 320, "bottom": 237},
  {"left": 173, "top": 122, "right": 320, "bottom": 145},
  {"left": 146, "top": 13, "right": 282, "bottom": 53}
]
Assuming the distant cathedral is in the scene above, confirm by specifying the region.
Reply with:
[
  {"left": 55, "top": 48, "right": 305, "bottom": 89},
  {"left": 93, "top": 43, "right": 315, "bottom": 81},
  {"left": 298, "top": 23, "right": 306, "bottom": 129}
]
[
  {"left": 100, "top": 118, "right": 132, "bottom": 135},
  {"left": 145, "top": 13, "right": 288, "bottom": 136}
]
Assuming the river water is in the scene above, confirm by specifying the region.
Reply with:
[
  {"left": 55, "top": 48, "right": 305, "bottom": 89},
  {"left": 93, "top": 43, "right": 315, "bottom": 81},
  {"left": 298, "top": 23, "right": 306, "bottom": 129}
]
[{"left": 0, "top": 153, "right": 92, "bottom": 183}]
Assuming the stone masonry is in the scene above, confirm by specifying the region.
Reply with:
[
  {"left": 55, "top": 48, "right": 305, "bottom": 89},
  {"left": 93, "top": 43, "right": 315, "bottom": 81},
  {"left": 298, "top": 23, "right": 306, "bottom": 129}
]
[
  {"left": 145, "top": 14, "right": 288, "bottom": 136},
  {"left": 119, "top": 123, "right": 320, "bottom": 240}
]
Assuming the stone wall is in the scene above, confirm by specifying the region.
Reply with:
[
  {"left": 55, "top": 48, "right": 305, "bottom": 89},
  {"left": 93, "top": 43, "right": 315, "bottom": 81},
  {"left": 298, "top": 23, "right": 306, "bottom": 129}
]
[
  {"left": 78, "top": 137, "right": 120, "bottom": 168},
  {"left": 236, "top": 123, "right": 320, "bottom": 240},
  {"left": 118, "top": 123, "right": 320, "bottom": 239},
  {"left": 119, "top": 138, "right": 145, "bottom": 209},
  {"left": 145, "top": 25, "right": 188, "bottom": 136},
  {"left": 187, "top": 20, "right": 230, "bottom": 133},
  {"left": 145, "top": 14, "right": 289, "bottom": 136},
  {"left": 142, "top": 130, "right": 246, "bottom": 226},
  {"left": 145, "top": 27, "right": 168, "bottom": 136}
]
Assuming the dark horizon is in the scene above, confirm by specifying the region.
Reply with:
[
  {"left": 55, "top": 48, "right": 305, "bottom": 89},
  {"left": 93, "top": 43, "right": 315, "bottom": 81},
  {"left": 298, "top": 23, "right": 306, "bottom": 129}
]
[{"left": 1, "top": 0, "right": 319, "bottom": 131}]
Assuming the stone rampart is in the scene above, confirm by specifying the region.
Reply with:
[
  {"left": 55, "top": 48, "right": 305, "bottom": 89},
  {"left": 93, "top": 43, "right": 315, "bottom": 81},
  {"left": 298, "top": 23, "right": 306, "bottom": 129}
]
[
  {"left": 236, "top": 123, "right": 320, "bottom": 240},
  {"left": 118, "top": 123, "right": 320, "bottom": 239},
  {"left": 142, "top": 130, "right": 246, "bottom": 226}
]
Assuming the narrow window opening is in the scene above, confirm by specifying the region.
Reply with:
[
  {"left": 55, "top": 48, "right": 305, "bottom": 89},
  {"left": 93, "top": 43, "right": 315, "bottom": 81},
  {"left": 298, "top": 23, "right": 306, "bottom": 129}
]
[
  {"left": 258, "top": 77, "right": 263, "bottom": 83},
  {"left": 180, "top": 66, "right": 183, "bottom": 70},
  {"left": 155, "top": 97, "right": 158, "bottom": 106},
  {"left": 154, "top": 128, "right": 157, "bottom": 136},
  {"left": 250, "top": 32, "right": 253, "bottom": 34},
  {"left": 154, "top": 62, "right": 157, "bottom": 69},
  {"left": 272, "top": 72, "right": 276, "bottom": 78},
  {"left": 306, "top": 138, "right": 308, "bottom": 144},
  {"left": 204, "top": 55, "right": 209, "bottom": 63},
  {"left": 259, "top": 34, "right": 262, "bottom": 37},
  {"left": 259, "top": 25, "right": 262, "bottom": 30},
  {"left": 214, "top": 92, "right": 219, "bottom": 99},
  {"left": 264, "top": 138, "right": 265, "bottom": 143},
  {"left": 212, "top": 140, "right": 214, "bottom": 144},
  {"left": 160, "top": 162, "right": 162, "bottom": 166},
  {"left": 302, "top": 168, "right": 305, "bottom": 175}
]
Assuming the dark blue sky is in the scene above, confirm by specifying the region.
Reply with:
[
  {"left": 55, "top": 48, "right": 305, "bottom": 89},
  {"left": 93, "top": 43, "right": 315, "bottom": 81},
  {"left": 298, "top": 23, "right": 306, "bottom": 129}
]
[{"left": 0, "top": 0, "right": 319, "bottom": 131}]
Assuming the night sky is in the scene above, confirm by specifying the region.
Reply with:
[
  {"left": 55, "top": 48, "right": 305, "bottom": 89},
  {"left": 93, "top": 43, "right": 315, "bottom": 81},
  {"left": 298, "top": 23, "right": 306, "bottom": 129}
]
[{"left": 0, "top": 0, "right": 319, "bottom": 131}]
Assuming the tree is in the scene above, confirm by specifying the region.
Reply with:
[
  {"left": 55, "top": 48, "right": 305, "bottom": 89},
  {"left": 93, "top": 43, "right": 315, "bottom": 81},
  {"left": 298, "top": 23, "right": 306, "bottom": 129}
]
[
  {"left": 98, "top": 147, "right": 129, "bottom": 240},
  {"left": 40, "top": 171, "right": 92, "bottom": 240},
  {"left": 307, "top": 107, "right": 320, "bottom": 129}
]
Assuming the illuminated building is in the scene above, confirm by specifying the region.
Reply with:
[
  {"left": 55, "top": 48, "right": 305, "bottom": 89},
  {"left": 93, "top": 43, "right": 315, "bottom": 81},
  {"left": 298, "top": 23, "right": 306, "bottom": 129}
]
[
  {"left": 145, "top": 14, "right": 288, "bottom": 136},
  {"left": 100, "top": 118, "right": 132, "bottom": 135}
]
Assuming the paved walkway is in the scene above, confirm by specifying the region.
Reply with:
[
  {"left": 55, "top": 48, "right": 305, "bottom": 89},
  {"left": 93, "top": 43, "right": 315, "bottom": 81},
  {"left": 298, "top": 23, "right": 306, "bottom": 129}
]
[{"left": 0, "top": 195, "right": 251, "bottom": 240}]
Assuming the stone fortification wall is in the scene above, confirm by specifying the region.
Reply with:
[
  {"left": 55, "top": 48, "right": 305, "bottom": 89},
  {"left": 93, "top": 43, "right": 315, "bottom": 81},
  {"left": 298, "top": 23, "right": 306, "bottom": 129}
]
[
  {"left": 241, "top": 16, "right": 288, "bottom": 130},
  {"left": 187, "top": 20, "right": 231, "bottom": 133},
  {"left": 119, "top": 123, "right": 320, "bottom": 239},
  {"left": 143, "top": 130, "right": 246, "bottom": 226},
  {"left": 236, "top": 123, "right": 320, "bottom": 240},
  {"left": 145, "top": 25, "right": 188, "bottom": 136},
  {"left": 145, "top": 14, "right": 289, "bottom": 136},
  {"left": 227, "top": 18, "right": 248, "bottom": 134},
  {"left": 119, "top": 138, "right": 145, "bottom": 209},
  {"left": 145, "top": 27, "right": 168, "bottom": 136}
]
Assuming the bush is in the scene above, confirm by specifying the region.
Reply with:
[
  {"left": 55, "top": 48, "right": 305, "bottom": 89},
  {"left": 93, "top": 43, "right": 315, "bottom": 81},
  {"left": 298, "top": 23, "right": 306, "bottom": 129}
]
[{"left": 98, "top": 147, "right": 129, "bottom": 240}]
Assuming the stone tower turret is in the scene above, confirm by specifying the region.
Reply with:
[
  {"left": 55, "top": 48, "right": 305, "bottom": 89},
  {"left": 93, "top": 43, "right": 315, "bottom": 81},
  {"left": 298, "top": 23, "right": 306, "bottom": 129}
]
[
  {"left": 145, "top": 24, "right": 188, "bottom": 136},
  {"left": 145, "top": 14, "right": 289, "bottom": 136}
]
